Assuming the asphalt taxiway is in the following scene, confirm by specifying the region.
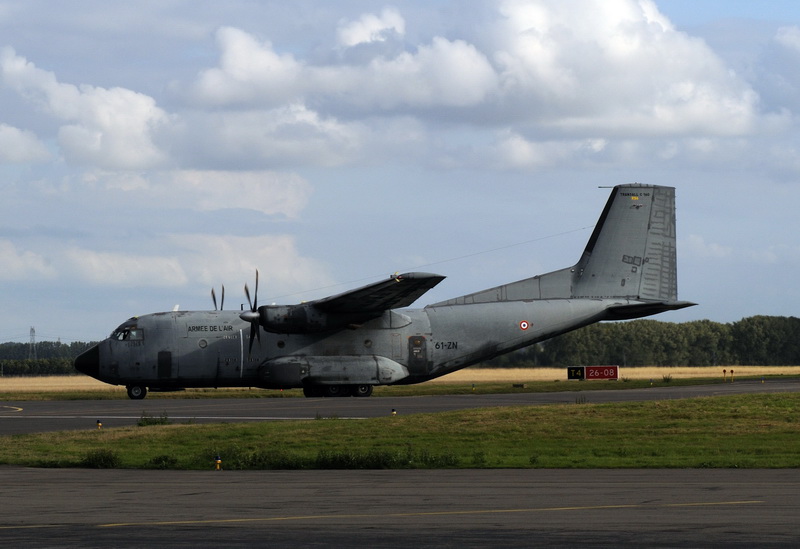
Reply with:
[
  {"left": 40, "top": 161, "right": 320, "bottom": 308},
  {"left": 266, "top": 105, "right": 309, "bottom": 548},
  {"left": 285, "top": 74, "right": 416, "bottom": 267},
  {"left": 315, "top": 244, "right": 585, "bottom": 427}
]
[
  {"left": 2, "top": 378, "right": 799, "bottom": 435},
  {"left": 1, "top": 467, "right": 798, "bottom": 547},
  {"left": 2, "top": 380, "right": 799, "bottom": 547}
]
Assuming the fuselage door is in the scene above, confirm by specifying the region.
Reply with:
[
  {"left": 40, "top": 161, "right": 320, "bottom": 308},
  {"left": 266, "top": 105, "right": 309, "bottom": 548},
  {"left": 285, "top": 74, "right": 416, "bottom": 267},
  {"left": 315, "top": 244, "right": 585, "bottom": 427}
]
[
  {"left": 158, "top": 351, "right": 173, "bottom": 379},
  {"left": 408, "top": 336, "right": 428, "bottom": 375}
]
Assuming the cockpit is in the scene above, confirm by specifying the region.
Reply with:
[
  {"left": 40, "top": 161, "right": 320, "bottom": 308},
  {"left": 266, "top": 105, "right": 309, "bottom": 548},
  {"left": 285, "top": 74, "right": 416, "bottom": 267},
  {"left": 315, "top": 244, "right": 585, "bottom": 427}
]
[{"left": 110, "top": 319, "right": 144, "bottom": 341}]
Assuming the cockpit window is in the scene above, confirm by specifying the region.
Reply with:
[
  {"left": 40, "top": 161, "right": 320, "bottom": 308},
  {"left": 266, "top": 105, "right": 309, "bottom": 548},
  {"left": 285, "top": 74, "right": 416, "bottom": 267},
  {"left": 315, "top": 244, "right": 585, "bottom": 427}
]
[{"left": 111, "top": 327, "right": 144, "bottom": 341}]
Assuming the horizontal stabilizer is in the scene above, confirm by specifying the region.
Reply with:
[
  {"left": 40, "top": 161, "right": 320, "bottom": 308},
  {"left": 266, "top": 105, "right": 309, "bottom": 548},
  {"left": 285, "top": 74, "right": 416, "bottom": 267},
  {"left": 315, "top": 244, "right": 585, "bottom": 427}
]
[{"left": 604, "top": 300, "right": 697, "bottom": 321}]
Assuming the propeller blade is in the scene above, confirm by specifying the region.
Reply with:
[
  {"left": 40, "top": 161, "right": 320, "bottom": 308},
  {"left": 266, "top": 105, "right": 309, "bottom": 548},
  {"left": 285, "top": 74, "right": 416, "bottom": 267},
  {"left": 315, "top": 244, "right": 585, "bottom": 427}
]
[
  {"left": 211, "top": 288, "right": 218, "bottom": 311},
  {"left": 241, "top": 270, "right": 261, "bottom": 355},
  {"left": 249, "top": 322, "right": 260, "bottom": 354},
  {"left": 254, "top": 269, "right": 259, "bottom": 310},
  {"left": 220, "top": 285, "right": 225, "bottom": 311},
  {"left": 244, "top": 283, "right": 253, "bottom": 311}
]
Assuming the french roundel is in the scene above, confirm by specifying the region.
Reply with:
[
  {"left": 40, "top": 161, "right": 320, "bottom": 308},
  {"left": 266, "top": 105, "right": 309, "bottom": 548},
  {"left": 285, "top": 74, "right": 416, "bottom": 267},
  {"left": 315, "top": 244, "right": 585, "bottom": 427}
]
[{"left": 519, "top": 320, "right": 530, "bottom": 330}]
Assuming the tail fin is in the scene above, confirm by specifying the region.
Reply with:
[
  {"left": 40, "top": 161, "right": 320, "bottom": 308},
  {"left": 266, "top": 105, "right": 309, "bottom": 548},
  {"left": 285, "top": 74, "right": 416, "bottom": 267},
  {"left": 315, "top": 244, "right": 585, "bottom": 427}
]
[
  {"left": 430, "top": 184, "right": 694, "bottom": 313},
  {"left": 572, "top": 184, "right": 677, "bottom": 300}
]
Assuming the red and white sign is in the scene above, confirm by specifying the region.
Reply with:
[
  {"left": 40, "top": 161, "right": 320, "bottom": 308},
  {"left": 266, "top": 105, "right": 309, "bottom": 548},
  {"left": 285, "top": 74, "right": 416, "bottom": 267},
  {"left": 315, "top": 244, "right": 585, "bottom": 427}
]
[{"left": 584, "top": 365, "right": 619, "bottom": 380}]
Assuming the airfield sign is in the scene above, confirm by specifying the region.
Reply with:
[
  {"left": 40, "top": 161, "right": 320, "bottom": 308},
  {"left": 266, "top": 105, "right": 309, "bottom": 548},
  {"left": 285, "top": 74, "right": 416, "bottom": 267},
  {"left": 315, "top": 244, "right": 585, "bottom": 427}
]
[{"left": 567, "top": 366, "right": 619, "bottom": 381}]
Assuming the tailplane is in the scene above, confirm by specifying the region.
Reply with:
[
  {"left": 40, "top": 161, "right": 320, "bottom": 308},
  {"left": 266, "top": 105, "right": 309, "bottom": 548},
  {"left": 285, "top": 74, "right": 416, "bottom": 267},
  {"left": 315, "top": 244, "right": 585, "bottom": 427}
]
[{"left": 430, "top": 184, "right": 695, "bottom": 315}]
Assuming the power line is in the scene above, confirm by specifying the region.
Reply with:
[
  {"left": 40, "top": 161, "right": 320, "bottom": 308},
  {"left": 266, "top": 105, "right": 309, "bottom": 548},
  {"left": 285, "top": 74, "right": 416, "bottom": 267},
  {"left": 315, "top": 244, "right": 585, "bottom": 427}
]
[{"left": 265, "top": 224, "right": 594, "bottom": 302}]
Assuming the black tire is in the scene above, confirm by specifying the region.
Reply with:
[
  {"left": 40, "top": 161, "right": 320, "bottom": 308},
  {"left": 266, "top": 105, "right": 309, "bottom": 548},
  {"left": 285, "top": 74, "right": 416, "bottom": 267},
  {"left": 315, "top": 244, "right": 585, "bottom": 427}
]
[
  {"left": 352, "top": 384, "right": 373, "bottom": 397},
  {"left": 126, "top": 385, "right": 147, "bottom": 400}
]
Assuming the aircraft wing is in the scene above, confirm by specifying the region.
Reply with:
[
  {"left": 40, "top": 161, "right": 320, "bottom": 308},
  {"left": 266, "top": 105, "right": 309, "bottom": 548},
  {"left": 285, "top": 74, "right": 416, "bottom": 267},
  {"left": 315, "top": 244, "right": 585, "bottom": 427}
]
[{"left": 313, "top": 272, "right": 446, "bottom": 314}]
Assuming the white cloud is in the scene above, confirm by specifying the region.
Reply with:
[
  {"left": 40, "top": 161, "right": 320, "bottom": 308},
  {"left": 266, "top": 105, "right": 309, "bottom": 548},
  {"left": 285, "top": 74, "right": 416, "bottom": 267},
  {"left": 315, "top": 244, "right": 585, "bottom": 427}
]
[
  {"left": 489, "top": 130, "right": 609, "bottom": 169},
  {"left": 63, "top": 248, "right": 187, "bottom": 287},
  {"left": 0, "top": 240, "right": 55, "bottom": 280},
  {"left": 178, "top": 0, "right": 768, "bottom": 145},
  {"left": 356, "top": 37, "right": 497, "bottom": 108},
  {"left": 191, "top": 27, "right": 303, "bottom": 106},
  {"left": 0, "top": 47, "right": 169, "bottom": 169},
  {"left": 82, "top": 169, "right": 312, "bottom": 216},
  {"left": 168, "top": 234, "right": 333, "bottom": 297},
  {"left": 56, "top": 234, "right": 330, "bottom": 295},
  {"left": 337, "top": 7, "right": 406, "bottom": 48},
  {"left": 167, "top": 170, "right": 312, "bottom": 216},
  {"left": 491, "top": 0, "right": 762, "bottom": 136},
  {"left": 180, "top": 104, "right": 366, "bottom": 167},
  {"left": 683, "top": 234, "right": 732, "bottom": 260},
  {"left": 775, "top": 25, "right": 800, "bottom": 52},
  {"left": 188, "top": 24, "right": 496, "bottom": 111},
  {"left": 0, "top": 123, "right": 50, "bottom": 163}
]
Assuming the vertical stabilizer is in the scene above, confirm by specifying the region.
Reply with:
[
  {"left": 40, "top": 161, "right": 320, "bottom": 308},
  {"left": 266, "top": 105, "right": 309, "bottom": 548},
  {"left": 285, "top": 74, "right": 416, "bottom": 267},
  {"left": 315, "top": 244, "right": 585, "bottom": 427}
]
[
  {"left": 572, "top": 184, "right": 677, "bottom": 301},
  {"left": 429, "top": 184, "right": 687, "bottom": 308}
]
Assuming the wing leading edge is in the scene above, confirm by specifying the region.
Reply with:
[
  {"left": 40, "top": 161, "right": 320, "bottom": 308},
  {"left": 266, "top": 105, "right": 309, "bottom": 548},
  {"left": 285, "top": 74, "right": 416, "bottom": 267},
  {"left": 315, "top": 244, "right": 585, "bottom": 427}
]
[
  {"left": 255, "top": 272, "right": 445, "bottom": 334},
  {"left": 314, "top": 272, "right": 446, "bottom": 313}
]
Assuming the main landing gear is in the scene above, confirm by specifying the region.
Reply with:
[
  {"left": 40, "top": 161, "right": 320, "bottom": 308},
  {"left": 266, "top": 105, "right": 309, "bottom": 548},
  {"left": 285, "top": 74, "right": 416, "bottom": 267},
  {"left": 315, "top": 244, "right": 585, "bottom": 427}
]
[
  {"left": 126, "top": 385, "right": 147, "bottom": 400},
  {"left": 302, "top": 384, "right": 373, "bottom": 398}
]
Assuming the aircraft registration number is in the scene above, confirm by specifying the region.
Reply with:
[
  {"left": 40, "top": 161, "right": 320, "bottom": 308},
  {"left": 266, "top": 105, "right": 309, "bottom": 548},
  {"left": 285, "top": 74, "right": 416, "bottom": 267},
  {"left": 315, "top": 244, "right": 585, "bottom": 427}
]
[{"left": 434, "top": 341, "right": 458, "bottom": 350}]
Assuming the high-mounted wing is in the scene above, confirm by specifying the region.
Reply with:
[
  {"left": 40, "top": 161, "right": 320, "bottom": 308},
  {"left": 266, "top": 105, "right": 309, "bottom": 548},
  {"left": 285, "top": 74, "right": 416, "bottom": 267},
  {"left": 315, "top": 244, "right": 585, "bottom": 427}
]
[
  {"left": 314, "top": 272, "right": 446, "bottom": 313},
  {"left": 253, "top": 272, "right": 445, "bottom": 335}
]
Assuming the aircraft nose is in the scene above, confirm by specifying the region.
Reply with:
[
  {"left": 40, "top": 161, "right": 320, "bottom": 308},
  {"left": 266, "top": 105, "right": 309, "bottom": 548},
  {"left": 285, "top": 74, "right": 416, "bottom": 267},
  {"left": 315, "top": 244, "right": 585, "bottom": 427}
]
[{"left": 74, "top": 345, "right": 100, "bottom": 378}]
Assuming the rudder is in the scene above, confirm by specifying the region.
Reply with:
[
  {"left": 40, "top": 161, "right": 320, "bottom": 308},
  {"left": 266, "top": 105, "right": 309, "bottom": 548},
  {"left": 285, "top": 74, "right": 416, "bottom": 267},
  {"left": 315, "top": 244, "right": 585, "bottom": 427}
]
[{"left": 572, "top": 184, "right": 677, "bottom": 301}]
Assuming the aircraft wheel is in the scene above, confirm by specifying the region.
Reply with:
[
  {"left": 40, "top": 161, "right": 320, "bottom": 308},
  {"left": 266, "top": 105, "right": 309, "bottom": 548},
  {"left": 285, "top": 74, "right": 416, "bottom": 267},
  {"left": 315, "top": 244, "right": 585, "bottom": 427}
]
[
  {"left": 352, "top": 384, "right": 373, "bottom": 397},
  {"left": 126, "top": 385, "right": 147, "bottom": 400},
  {"left": 323, "top": 385, "right": 350, "bottom": 398}
]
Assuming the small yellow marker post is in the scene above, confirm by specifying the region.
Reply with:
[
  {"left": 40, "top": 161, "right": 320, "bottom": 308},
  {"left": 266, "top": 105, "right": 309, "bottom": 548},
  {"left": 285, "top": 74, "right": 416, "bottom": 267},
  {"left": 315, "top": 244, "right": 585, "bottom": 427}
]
[
  {"left": 730, "top": 369, "right": 734, "bottom": 383},
  {"left": 215, "top": 455, "right": 222, "bottom": 471},
  {"left": 723, "top": 369, "right": 727, "bottom": 382},
  {"left": 391, "top": 409, "right": 397, "bottom": 416},
  {"left": 96, "top": 420, "right": 102, "bottom": 430}
]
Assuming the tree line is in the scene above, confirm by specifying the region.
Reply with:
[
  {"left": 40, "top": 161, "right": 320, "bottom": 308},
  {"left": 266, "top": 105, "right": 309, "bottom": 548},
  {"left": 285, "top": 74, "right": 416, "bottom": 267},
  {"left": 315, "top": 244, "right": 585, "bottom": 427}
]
[
  {"left": 0, "top": 341, "right": 96, "bottom": 377},
  {"left": 486, "top": 315, "right": 800, "bottom": 367}
]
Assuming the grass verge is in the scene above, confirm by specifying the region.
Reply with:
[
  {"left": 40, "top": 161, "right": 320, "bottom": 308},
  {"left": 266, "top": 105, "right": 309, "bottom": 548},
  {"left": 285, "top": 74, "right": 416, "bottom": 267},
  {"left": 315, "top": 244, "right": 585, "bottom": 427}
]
[{"left": 1, "top": 393, "right": 798, "bottom": 469}]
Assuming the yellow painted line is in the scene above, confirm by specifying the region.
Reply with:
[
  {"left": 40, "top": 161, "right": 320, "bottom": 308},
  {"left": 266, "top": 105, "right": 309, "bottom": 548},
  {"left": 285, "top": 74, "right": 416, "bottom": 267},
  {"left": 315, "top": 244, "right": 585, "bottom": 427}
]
[
  {"left": 93, "top": 500, "right": 764, "bottom": 528},
  {"left": 0, "top": 405, "right": 23, "bottom": 413}
]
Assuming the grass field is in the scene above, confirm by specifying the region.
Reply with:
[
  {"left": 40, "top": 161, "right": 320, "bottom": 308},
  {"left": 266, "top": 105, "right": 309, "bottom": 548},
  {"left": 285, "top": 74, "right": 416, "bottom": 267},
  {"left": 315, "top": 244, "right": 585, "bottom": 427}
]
[
  {"left": 1, "top": 392, "right": 798, "bottom": 469},
  {"left": 2, "top": 367, "right": 799, "bottom": 470}
]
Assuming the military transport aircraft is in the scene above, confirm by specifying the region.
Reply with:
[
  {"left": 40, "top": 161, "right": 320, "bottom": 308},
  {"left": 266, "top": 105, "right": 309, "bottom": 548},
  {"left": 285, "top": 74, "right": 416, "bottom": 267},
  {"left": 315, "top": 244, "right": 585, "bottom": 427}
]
[{"left": 75, "top": 184, "right": 695, "bottom": 399}]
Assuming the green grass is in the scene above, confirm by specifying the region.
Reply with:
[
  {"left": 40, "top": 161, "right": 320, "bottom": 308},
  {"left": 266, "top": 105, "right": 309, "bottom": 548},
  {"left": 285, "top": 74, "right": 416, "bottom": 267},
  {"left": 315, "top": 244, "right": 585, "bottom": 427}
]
[{"left": 2, "top": 393, "right": 798, "bottom": 469}]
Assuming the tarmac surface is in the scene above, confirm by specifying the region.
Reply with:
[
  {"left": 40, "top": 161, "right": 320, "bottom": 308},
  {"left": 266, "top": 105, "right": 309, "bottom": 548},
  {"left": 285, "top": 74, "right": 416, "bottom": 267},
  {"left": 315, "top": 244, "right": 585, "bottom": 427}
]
[
  {"left": 2, "top": 378, "right": 800, "bottom": 435},
  {"left": 1, "top": 467, "right": 798, "bottom": 547},
  {"left": 1, "top": 379, "right": 799, "bottom": 547}
]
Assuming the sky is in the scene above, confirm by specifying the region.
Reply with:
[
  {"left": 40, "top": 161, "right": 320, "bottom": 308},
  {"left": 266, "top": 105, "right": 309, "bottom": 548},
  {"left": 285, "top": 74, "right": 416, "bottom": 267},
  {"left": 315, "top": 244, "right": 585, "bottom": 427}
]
[{"left": 2, "top": 0, "right": 800, "bottom": 343}]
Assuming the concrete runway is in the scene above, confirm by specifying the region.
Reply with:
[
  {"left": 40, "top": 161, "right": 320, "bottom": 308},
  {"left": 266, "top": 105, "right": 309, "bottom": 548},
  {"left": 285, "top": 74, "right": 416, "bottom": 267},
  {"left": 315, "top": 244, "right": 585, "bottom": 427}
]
[{"left": 2, "top": 380, "right": 799, "bottom": 547}]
